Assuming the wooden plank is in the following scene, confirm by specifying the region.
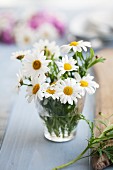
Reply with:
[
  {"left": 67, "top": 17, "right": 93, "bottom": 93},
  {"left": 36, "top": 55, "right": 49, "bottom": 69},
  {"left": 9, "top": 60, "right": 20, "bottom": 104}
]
[
  {"left": 0, "top": 44, "right": 19, "bottom": 146},
  {"left": 94, "top": 49, "right": 113, "bottom": 135},
  {"left": 92, "top": 49, "right": 113, "bottom": 169}
]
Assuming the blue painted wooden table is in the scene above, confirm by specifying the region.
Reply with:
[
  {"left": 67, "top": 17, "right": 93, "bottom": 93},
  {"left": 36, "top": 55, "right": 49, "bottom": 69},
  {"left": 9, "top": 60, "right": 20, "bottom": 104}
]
[{"left": 0, "top": 44, "right": 113, "bottom": 170}]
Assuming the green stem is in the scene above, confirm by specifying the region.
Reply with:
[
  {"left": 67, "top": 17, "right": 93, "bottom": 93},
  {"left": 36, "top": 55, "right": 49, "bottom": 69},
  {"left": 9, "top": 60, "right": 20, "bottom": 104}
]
[
  {"left": 23, "top": 83, "right": 32, "bottom": 86},
  {"left": 52, "top": 146, "right": 89, "bottom": 170},
  {"left": 74, "top": 53, "right": 80, "bottom": 74}
]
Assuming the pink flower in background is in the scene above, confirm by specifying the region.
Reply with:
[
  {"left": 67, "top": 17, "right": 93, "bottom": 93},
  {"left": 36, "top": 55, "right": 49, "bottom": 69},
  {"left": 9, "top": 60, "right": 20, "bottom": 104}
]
[
  {"left": 28, "top": 11, "right": 65, "bottom": 36},
  {"left": 51, "top": 17, "right": 65, "bottom": 36},
  {"left": 1, "top": 27, "right": 15, "bottom": 44},
  {"left": 0, "top": 10, "right": 66, "bottom": 45},
  {"left": 0, "top": 13, "right": 16, "bottom": 44}
]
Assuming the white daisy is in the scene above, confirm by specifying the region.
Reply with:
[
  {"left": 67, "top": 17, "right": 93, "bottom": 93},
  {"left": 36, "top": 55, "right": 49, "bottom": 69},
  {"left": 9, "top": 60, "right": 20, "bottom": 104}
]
[
  {"left": 15, "top": 70, "right": 25, "bottom": 93},
  {"left": 36, "top": 23, "right": 59, "bottom": 41},
  {"left": 22, "top": 51, "right": 51, "bottom": 79},
  {"left": 33, "top": 39, "right": 60, "bottom": 60},
  {"left": 56, "top": 55, "right": 78, "bottom": 75},
  {"left": 43, "top": 82, "right": 58, "bottom": 100},
  {"left": 14, "top": 24, "right": 36, "bottom": 47},
  {"left": 26, "top": 77, "right": 48, "bottom": 102},
  {"left": 55, "top": 78, "right": 81, "bottom": 105},
  {"left": 74, "top": 73, "right": 99, "bottom": 96},
  {"left": 0, "top": 13, "right": 17, "bottom": 30},
  {"left": 11, "top": 50, "right": 31, "bottom": 60},
  {"left": 60, "top": 40, "right": 91, "bottom": 53}
]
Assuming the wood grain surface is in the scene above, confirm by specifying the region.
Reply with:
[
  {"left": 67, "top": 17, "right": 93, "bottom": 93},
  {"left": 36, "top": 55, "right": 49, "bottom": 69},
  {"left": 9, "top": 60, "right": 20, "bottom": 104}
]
[
  {"left": 94, "top": 49, "right": 113, "bottom": 134},
  {"left": 92, "top": 49, "right": 113, "bottom": 170},
  {"left": 0, "top": 45, "right": 19, "bottom": 146}
]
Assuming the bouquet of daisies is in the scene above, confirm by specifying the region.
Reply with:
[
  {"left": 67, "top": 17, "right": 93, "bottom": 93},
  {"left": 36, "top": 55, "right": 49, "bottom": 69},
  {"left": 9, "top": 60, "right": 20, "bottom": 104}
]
[{"left": 12, "top": 39, "right": 105, "bottom": 139}]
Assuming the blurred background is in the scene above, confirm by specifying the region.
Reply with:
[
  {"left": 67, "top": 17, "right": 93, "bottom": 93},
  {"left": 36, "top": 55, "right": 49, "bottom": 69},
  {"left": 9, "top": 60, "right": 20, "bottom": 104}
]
[
  {"left": 0, "top": 0, "right": 113, "bottom": 48},
  {"left": 0, "top": 0, "right": 113, "bottom": 145}
]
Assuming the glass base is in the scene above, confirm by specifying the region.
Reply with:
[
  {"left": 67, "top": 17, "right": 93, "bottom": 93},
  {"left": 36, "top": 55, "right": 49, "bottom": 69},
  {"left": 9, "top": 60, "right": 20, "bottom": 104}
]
[{"left": 44, "top": 128, "right": 77, "bottom": 142}]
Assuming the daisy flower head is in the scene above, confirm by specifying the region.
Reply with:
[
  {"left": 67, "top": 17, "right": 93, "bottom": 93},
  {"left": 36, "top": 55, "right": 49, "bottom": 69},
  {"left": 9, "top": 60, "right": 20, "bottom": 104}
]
[
  {"left": 60, "top": 40, "right": 91, "bottom": 54},
  {"left": 43, "top": 82, "right": 58, "bottom": 100},
  {"left": 56, "top": 55, "right": 78, "bottom": 76},
  {"left": 74, "top": 73, "right": 99, "bottom": 96},
  {"left": 26, "top": 76, "right": 48, "bottom": 103},
  {"left": 36, "top": 23, "right": 59, "bottom": 41},
  {"left": 33, "top": 39, "right": 60, "bottom": 60},
  {"left": 55, "top": 78, "right": 81, "bottom": 105},
  {"left": 22, "top": 51, "right": 51, "bottom": 79},
  {"left": 14, "top": 24, "right": 36, "bottom": 47},
  {"left": 11, "top": 50, "right": 31, "bottom": 60},
  {"left": 15, "top": 70, "right": 25, "bottom": 93}
]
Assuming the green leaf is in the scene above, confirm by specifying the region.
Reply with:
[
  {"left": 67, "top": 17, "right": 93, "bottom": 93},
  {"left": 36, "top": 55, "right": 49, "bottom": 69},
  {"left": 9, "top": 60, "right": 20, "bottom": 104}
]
[
  {"left": 76, "top": 51, "right": 84, "bottom": 61},
  {"left": 103, "top": 146, "right": 113, "bottom": 163},
  {"left": 87, "top": 57, "right": 105, "bottom": 69},
  {"left": 89, "top": 48, "right": 95, "bottom": 60},
  {"left": 95, "top": 119, "right": 108, "bottom": 128}
]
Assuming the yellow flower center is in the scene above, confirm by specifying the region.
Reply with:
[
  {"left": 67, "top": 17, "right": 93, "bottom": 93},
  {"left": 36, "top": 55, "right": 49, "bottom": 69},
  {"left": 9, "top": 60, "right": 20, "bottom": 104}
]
[
  {"left": 70, "top": 41, "right": 79, "bottom": 46},
  {"left": 80, "top": 80, "right": 88, "bottom": 87},
  {"left": 17, "top": 55, "right": 24, "bottom": 60},
  {"left": 32, "top": 60, "right": 41, "bottom": 70},
  {"left": 19, "top": 79, "right": 23, "bottom": 86},
  {"left": 43, "top": 32, "right": 49, "bottom": 38},
  {"left": 32, "top": 84, "right": 40, "bottom": 94},
  {"left": 64, "top": 63, "right": 72, "bottom": 70},
  {"left": 24, "top": 36, "right": 30, "bottom": 43},
  {"left": 50, "top": 81, "right": 57, "bottom": 86},
  {"left": 63, "top": 86, "right": 73, "bottom": 95},
  {"left": 46, "top": 88, "right": 55, "bottom": 94}
]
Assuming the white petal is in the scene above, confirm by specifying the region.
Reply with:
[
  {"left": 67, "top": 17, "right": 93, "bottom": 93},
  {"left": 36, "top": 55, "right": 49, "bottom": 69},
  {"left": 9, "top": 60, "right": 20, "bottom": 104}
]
[
  {"left": 76, "top": 46, "right": 82, "bottom": 52},
  {"left": 83, "top": 41, "right": 91, "bottom": 47},
  {"left": 74, "top": 72, "right": 81, "bottom": 81},
  {"left": 82, "top": 46, "right": 87, "bottom": 51},
  {"left": 68, "top": 97, "right": 73, "bottom": 105},
  {"left": 60, "top": 45, "right": 71, "bottom": 53},
  {"left": 86, "top": 87, "right": 95, "bottom": 94}
]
